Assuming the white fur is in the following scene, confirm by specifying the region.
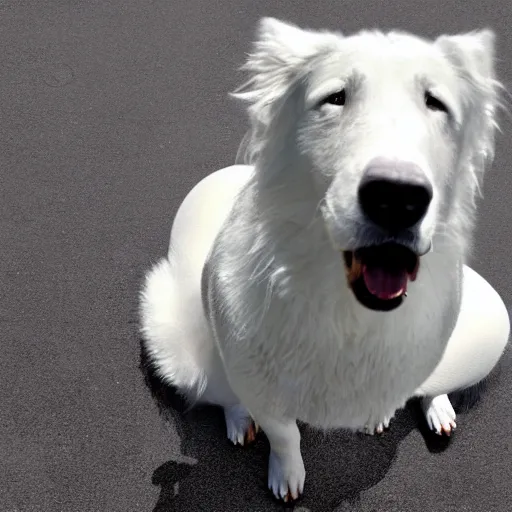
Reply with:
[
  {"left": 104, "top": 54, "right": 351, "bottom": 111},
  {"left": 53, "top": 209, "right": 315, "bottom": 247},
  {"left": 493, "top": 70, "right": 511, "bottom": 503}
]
[{"left": 140, "top": 18, "right": 509, "bottom": 501}]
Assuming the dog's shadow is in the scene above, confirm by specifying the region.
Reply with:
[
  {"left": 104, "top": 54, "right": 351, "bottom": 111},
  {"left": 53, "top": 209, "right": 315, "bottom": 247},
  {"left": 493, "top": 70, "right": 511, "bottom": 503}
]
[{"left": 140, "top": 340, "right": 484, "bottom": 512}]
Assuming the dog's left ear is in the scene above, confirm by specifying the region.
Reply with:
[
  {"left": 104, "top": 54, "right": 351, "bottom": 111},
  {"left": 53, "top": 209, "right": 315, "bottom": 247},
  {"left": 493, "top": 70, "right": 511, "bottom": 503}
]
[
  {"left": 436, "top": 30, "right": 500, "bottom": 197},
  {"left": 435, "top": 29, "right": 496, "bottom": 84}
]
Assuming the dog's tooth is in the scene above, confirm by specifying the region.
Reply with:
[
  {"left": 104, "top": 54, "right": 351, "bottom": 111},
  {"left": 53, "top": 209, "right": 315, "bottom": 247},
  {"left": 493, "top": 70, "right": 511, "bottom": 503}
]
[{"left": 345, "top": 252, "right": 363, "bottom": 284}]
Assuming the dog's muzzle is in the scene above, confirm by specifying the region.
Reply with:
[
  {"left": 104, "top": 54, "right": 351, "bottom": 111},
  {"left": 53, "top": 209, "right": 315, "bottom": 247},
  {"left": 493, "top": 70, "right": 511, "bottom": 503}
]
[
  {"left": 357, "top": 157, "right": 433, "bottom": 233},
  {"left": 342, "top": 158, "right": 431, "bottom": 312}
]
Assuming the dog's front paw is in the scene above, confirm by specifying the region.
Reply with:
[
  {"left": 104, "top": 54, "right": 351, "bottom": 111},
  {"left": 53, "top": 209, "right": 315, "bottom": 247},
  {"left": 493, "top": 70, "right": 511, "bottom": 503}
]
[
  {"left": 421, "top": 394, "right": 456, "bottom": 436},
  {"left": 268, "top": 449, "right": 305, "bottom": 502}
]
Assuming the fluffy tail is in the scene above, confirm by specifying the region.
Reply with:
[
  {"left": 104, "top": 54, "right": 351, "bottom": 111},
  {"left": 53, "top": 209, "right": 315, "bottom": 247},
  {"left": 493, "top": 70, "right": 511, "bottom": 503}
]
[{"left": 139, "top": 257, "right": 208, "bottom": 402}]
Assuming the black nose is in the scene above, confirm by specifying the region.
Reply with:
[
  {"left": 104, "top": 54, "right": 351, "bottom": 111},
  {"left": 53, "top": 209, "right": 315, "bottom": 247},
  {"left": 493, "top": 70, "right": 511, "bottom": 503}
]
[{"left": 358, "top": 160, "right": 433, "bottom": 231}]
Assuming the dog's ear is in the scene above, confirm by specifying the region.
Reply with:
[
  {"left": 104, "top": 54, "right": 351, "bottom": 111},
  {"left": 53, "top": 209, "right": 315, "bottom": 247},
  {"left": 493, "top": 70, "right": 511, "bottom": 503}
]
[
  {"left": 232, "top": 18, "right": 341, "bottom": 121},
  {"left": 435, "top": 30, "right": 496, "bottom": 84},
  {"left": 245, "top": 17, "right": 340, "bottom": 74},
  {"left": 436, "top": 30, "right": 501, "bottom": 197}
]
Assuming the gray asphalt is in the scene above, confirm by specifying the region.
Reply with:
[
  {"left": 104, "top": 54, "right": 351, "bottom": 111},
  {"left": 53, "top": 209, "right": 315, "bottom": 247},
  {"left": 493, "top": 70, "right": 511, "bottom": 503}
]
[{"left": 1, "top": 1, "right": 512, "bottom": 511}]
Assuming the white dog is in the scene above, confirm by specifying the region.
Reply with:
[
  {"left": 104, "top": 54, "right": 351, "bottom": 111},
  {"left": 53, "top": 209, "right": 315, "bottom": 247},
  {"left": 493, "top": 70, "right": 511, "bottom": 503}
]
[{"left": 140, "top": 18, "right": 510, "bottom": 502}]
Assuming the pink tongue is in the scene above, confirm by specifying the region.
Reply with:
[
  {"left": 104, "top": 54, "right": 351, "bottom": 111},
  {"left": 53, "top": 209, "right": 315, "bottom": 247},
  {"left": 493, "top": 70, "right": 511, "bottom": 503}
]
[{"left": 362, "top": 265, "right": 408, "bottom": 300}]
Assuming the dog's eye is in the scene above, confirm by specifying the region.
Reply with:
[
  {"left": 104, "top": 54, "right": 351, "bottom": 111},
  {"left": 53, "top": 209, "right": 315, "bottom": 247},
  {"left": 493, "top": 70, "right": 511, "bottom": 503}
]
[
  {"left": 425, "top": 91, "right": 448, "bottom": 114},
  {"left": 321, "top": 89, "right": 346, "bottom": 107}
]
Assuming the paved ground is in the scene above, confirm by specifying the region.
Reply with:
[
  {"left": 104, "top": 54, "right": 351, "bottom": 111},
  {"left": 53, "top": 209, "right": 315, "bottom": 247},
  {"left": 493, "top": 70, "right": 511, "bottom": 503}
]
[{"left": 1, "top": 1, "right": 512, "bottom": 511}]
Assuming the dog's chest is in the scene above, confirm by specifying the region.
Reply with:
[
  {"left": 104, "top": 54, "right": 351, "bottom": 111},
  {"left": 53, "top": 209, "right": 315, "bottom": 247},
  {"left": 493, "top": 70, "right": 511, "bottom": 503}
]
[
  {"left": 233, "top": 284, "right": 456, "bottom": 429},
  {"left": 211, "top": 227, "right": 461, "bottom": 429}
]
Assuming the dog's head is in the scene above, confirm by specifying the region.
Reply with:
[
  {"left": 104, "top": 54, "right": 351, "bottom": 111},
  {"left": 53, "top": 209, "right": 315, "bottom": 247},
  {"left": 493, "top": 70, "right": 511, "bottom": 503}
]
[{"left": 233, "top": 18, "right": 501, "bottom": 311}]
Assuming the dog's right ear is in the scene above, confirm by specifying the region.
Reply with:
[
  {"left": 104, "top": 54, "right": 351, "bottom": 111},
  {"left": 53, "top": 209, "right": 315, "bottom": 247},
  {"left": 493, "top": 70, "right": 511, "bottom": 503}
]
[{"left": 231, "top": 18, "right": 341, "bottom": 122}]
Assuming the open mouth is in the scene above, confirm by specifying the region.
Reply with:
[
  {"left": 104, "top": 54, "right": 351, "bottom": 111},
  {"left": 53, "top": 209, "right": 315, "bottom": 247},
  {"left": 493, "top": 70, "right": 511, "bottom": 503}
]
[{"left": 343, "top": 243, "right": 420, "bottom": 312}]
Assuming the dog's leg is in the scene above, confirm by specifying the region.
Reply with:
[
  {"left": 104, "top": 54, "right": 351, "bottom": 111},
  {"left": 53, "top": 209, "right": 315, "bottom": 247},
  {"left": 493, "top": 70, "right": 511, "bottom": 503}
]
[
  {"left": 414, "top": 265, "right": 510, "bottom": 435},
  {"left": 252, "top": 414, "right": 305, "bottom": 502}
]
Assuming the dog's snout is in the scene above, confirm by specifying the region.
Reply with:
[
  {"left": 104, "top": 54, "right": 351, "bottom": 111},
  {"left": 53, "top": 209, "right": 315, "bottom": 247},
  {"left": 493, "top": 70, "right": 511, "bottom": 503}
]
[{"left": 358, "top": 159, "right": 433, "bottom": 231}]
